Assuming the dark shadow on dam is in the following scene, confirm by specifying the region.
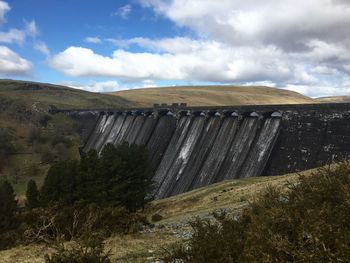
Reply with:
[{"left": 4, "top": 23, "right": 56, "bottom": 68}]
[{"left": 58, "top": 103, "right": 350, "bottom": 199}]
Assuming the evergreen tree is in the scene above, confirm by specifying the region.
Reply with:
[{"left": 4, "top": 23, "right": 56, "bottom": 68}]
[
  {"left": 25, "top": 179, "right": 40, "bottom": 209},
  {"left": 76, "top": 149, "right": 106, "bottom": 203},
  {"left": 0, "top": 181, "right": 18, "bottom": 233},
  {"left": 40, "top": 160, "right": 79, "bottom": 206},
  {"left": 102, "top": 142, "right": 155, "bottom": 212}
]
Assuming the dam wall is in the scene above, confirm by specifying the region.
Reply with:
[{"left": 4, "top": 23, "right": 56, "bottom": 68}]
[{"left": 54, "top": 103, "right": 350, "bottom": 199}]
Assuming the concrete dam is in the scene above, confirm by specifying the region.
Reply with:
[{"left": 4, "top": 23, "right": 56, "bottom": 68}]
[{"left": 55, "top": 103, "right": 350, "bottom": 199}]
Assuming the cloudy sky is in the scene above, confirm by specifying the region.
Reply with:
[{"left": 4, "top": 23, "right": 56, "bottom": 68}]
[{"left": 1, "top": 0, "right": 350, "bottom": 97}]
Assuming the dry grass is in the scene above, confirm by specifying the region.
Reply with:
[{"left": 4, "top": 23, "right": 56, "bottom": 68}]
[
  {"left": 316, "top": 96, "right": 350, "bottom": 103},
  {"left": 110, "top": 85, "right": 315, "bottom": 107},
  {"left": 145, "top": 170, "right": 317, "bottom": 225},
  {"left": 107, "top": 232, "right": 178, "bottom": 262}
]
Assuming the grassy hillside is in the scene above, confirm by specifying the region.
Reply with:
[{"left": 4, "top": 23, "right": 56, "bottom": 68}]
[
  {"left": 0, "top": 79, "right": 134, "bottom": 198},
  {"left": 110, "top": 85, "right": 315, "bottom": 107},
  {"left": 0, "top": 79, "right": 131, "bottom": 110},
  {"left": 0, "top": 168, "right": 316, "bottom": 262},
  {"left": 316, "top": 96, "right": 350, "bottom": 103}
]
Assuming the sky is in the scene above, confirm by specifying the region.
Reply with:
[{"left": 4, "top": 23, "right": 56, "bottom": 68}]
[{"left": 1, "top": 0, "right": 350, "bottom": 97}]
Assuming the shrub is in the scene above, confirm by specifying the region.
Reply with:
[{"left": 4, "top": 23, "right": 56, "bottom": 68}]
[
  {"left": 164, "top": 161, "right": 350, "bottom": 263},
  {"left": 44, "top": 232, "right": 111, "bottom": 263},
  {"left": 23, "top": 202, "right": 146, "bottom": 244},
  {"left": 28, "top": 126, "right": 46, "bottom": 144},
  {"left": 151, "top": 213, "right": 163, "bottom": 222}
]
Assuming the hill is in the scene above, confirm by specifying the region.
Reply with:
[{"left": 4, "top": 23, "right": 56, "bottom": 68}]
[
  {"left": 110, "top": 85, "right": 315, "bottom": 107},
  {"left": 0, "top": 168, "right": 314, "bottom": 262},
  {"left": 0, "top": 79, "right": 133, "bottom": 197},
  {"left": 315, "top": 96, "right": 350, "bottom": 103},
  {"left": 0, "top": 79, "right": 131, "bottom": 111}
]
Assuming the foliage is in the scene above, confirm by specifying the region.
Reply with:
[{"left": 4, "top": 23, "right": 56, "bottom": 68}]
[
  {"left": 40, "top": 160, "right": 79, "bottom": 205},
  {"left": 0, "top": 128, "right": 15, "bottom": 171},
  {"left": 40, "top": 143, "right": 155, "bottom": 212},
  {"left": 100, "top": 143, "right": 155, "bottom": 212},
  {"left": 0, "top": 181, "right": 19, "bottom": 249},
  {"left": 151, "top": 213, "right": 163, "bottom": 222},
  {"left": 23, "top": 202, "right": 145, "bottom": 244},
  {"left": 164, "top": 161, "right": 350, "bottom": 263},
  {"left": 25, "top": 179, "right": 40, "bottom": 209},
  {"left": 0, "top": 180, "right": 18, "bottom": 233},
  {"left": 44, "top": 232, "right": 111, "bottom": 263}
]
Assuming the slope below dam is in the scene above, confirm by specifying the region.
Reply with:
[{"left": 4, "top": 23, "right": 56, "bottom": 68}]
[{"left": 53, "top": 103, "right": 350, "bottom": 199}]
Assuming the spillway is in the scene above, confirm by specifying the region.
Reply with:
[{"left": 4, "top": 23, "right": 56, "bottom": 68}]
[
  {"left": 134, "top": 116, "right": 158, "bottom": 146},
  {"left": 102, "top": 114, "right": 125, "bottom": 149},
  {"left": 240, "top": 117, "right": 281, "bottom": 178},
  {"left": 146, "top": 115, "right": 177, "bottom": 169},
  {"left": 155, "top": 116, "right": 206, "bottom": 199},
  {"left": 170, "top": 116, "right": 223, "bottom": 196},
  {"left": 94, "top": 114, "right": 116, "bottom": 153},
  {"left": 218, "top": 116, "right": 260, "bottom": 181},
  {"left": 125, "top": 115, "right": 146, "bottom": 144},
  {"left": 58, "top": 103, "right": 350, "bottom": 199},
  {"left": 83, "top": 114, "right": 107, "bottom": 152},
  {"left": 152, "top": 116, "right": 193, "bottom": 191},
  {"left": 191, "top": 116, "right": 240, "bottom": 190}
]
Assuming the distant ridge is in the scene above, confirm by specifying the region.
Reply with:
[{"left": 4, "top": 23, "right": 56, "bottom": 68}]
[
  {"left": 110, "top": 85, "right": 315, "bottom": 107},
  {"left": 316, "top": 96, "right": 350, "bottom": 103}
]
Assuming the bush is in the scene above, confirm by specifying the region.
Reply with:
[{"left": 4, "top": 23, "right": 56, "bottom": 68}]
[
  {"left": 151, "top": 213, "right": 163, "bottom": 222},
  {"left": 23, "top": 202, "right": 146, "bottom": 244},
  {"left": 28, "top": 126, "right": 46, "bottom": 144},
  {"left": 45, "top": 233, "right": 111, "bottom": 263},
  {"left": 164, "top": 161, "right": 350, "bottom": 263}
]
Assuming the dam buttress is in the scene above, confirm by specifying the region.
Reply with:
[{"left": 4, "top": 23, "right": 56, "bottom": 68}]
[{"left": 53, "top": 103, "right": 350, "bottom": 199}]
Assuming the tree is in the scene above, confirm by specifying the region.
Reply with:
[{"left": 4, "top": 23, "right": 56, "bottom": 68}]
[
  {"left": 39, "top": 143, "right": 155, "bottom": 212},
  {"left": 0, "top": 129, "right": 15, "bottom": 171},
  {"left": 101, "top": 143, "right": 155, "bottom": 212},
  {"left": 0, "top": 181, "right": 18, "bottom": 233},
  {"left": 40, "top": 160, "right": 79, "bottom": 206},
  {"left": 25, "top": 179, "right": 40, "bottom": 209}
]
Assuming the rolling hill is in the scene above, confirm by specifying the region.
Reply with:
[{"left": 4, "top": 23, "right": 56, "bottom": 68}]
[
  {"left": 110, "top": 85, "right": 315, "bottom": 107},
  {"left": 315, "top": 96, "right": 350, "bottom": 103},
  {"left": 0, "top": 79, "right": 134, "bottom": 196}
]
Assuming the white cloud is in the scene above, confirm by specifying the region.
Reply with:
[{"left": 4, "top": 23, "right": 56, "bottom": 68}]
[
  {"left": 113, "top": 4, "right": 132, "bottom": 19},
  {"left": 65, "top": 79, "right": 159, "bottom": 93},
  {"left": 140, "top": 0, "right": 350, "bottom": 50},
  {"left": 0, "top": 46, "right": 32, "bottom": 76},
  {"left": 0, "top": 20, "right": 40, "bottom": 44},
  {"left": 84, "top": 37, "right": 102, "bottom": 44},
  {"left": 0, "top": 0, "right": 10, "bottom": 24},
  {"left": 34, "top": 41, "right": 50, "bottom": 56},
  {"left": 50, "top": 0, "right": 350, "bottom": 96},
  {"left": 0, "top": 29, "right": 26, "bottom": 44},
  {"left": 68, "top": 81, "right": 121, "bottom": 93},
  {"left": 49, "top": 39, "right": 315, "bottom": 85},
  {"left": 25, "top": 20, "right": 38, "bottom": 37}
]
